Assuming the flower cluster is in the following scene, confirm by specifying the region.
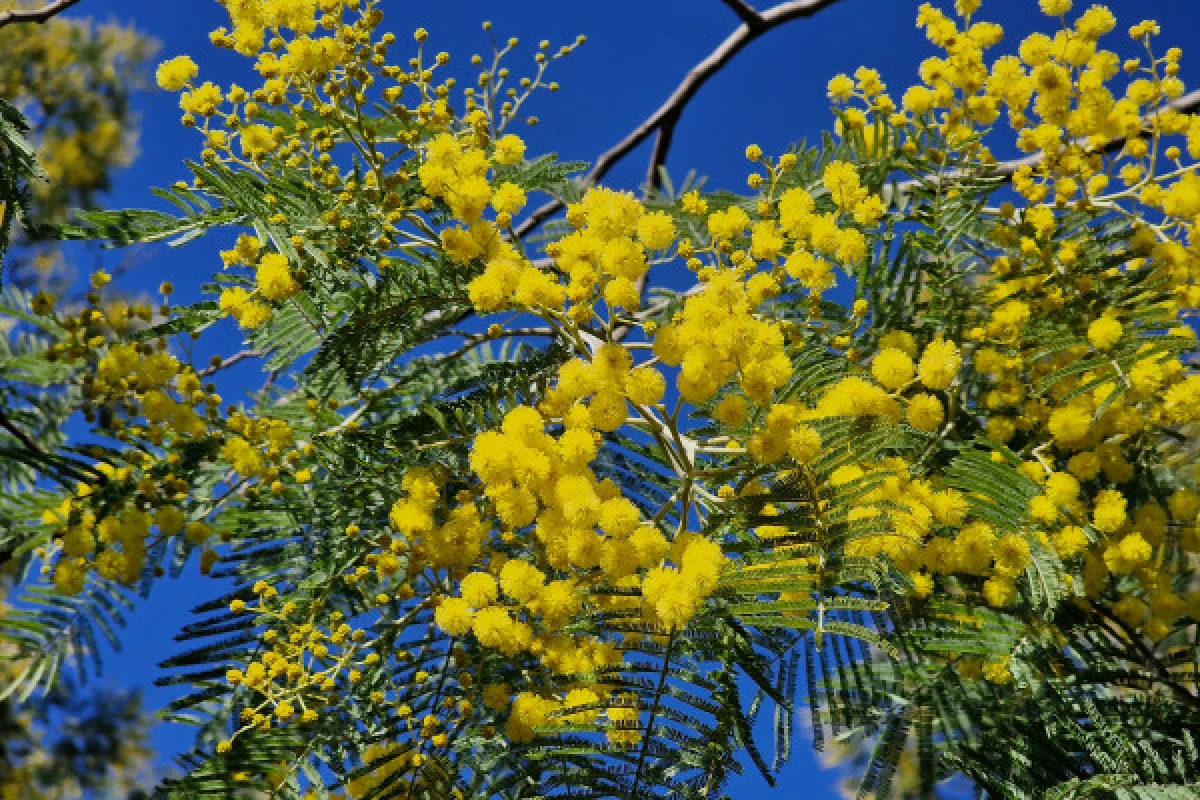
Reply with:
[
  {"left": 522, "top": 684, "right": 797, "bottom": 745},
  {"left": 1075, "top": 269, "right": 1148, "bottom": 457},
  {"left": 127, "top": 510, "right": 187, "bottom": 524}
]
[{"left": 27, "top": 0, "right": 1200, "bottom": 787}]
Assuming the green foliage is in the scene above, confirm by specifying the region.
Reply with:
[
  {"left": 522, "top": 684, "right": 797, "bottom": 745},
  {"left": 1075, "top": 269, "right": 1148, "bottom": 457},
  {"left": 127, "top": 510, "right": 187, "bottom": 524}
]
[
  {"left": 5, "top": 4, "right": 1200, "bottom": 800},
  {"left": 0, "top": 99, "right": 43, "bottom": 271}
]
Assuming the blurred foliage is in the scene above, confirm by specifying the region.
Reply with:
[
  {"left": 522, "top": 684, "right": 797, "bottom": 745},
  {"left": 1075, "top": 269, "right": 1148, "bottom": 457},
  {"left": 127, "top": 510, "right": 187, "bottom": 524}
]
[
  {"left": 0, "top": 8, "right": 158, "bottom": 800},
  {"left": 1, "top": 581, "right": 155, "bottom": 800},
  {"left": 0, "top": 0, "right": 155, "bottom": 290}
]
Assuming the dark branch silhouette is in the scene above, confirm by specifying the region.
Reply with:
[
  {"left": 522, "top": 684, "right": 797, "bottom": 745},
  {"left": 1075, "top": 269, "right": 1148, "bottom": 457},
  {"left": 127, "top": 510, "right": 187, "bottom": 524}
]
[
  {"left": 513, "top": 0, "right": 845, "bottom": 240},
  {"left": 719, "top": 0, "right": 768, "bottom": 29},
  {"left": 0, "top": 0, "right": 82, "bottom": 29},
  {"left": 0, "top": 408, "right": 44, "bottom": 460}
]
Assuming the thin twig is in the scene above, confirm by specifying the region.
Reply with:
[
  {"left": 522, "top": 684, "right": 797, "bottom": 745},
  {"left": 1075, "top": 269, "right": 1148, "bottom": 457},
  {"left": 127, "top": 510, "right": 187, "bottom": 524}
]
[
  {"left": 439, "top": 326, "right": 554, "bottom": 362},
  {"left": 0, "top": 408, "right": 43, "bottom": 456},
  {"left": 908, "top": 89, "right": 1200, "bottom": 189},
  {"left": 0, "top": 407, "right": 91, "bottom": 490},
  {"left": 0, "top": 0, "right": 81, "bottom": 29},
  {"left": 197, "top": 349, "right": 263, "bottom": 378},
  {"left": 629, "top": 629, "right": 678, "bottom": 799},
  {"left": 513, "top": 0, "right": 844, "bottom": 240}
]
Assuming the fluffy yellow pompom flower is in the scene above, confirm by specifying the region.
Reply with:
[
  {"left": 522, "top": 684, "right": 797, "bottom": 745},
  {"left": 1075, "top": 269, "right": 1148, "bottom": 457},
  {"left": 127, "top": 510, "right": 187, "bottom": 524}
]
[
  {"left": 460, "top": 572, "right": 499, "bottom": 608},
  {"left": 788, "top": 424, "right": 822, "bottom": 464},
  {"left": 535, "top": 580, "right": 582, "bottom": 628},
  {"left": 1048, "top": 405, "right": 1092, "bottom": 446},
  {"left": 598, "top": 497, "right": 640, "bottom": 539},
  {"left": 585, "top": 390, "right": 625, "bottom": 431},
  {"left": 218, "top": 287, "right": 250, "bottom": 319},
  {"left": 1103, "top": 532, "right": 1152, "bottom": 574},
  {"left": 434, "top": 597, "right": 473, "bottom": 636},
  {"left": 994, "top": 534, "right": 1032, "bottom": 576},
  {"left": 822, "top": 161, "right": 863, "bottom": 210},
  {"left": 679, "top": 535, "right": 724, "bottom": 595},
  {"left": 784, "top": 251, "right": 834, "bottom": 291},
  {"left": 909, "top": 572, "right": 934, "bottom": 598},
  {"left": 1039, "top": 0, "right": 1071, "bottom": 15},
  {"left": 853, "top": 195, "right": 886, "bottom": 226},
  {"left": 982, "top": 577, "right": 1016, "bottom": 608},
  {"left": 930, "top": 490, "right": 969, "bottom": 526},
  {"left": 156, "top": 55, "right": 199, "bottom": 91},
  {"left": 641, "top": 566, "right": 700, "bottom": 629},
  {"left": 499, "top": 559, "right": 545, "bottom": 605},
  {"left": 219, "top": 287, "right": 272, "bottom": 329},
  {"left": 492, "top": 134, "right": 526, "bottom": 165},
  {"left": 240, "top": 124, "right": 275, "bottom": 159},
  {"left": 1169, "top": 488, "right": 1199, "bottom": 521},
  {"left": 827, "top": 74, "right": 855, "bottom": 101},
  {"left": 1045, "top": 472, "right": 1080, "bottom": 505},
  {"left": 713, "top": 395, "right": 749, "bottom": 427},
  {"left": 221, "top": 436, "right": 264, "bottom": 477},
  {"left": 256, "top": 253, "right": 300, "bottom": 301},
  {"left": 155, "top": 505, "right": 185, "bottom": 535},
  {"left": 681, "top": 190, "right": 708, "bottom": 216},
  {"left": 982, "top": 658, "right": 1013, "bottom": 684},
  {"left": 871, "top": 347, "right": 915, "bottom": 390},
  {"left": 906, "top": 393, "right": 944, "bottom": 432},
  {"left": 815, "top": 376, "right": 898, "bottom": 419},
  {"left": 1092, "top": 489, "right": 1127, "bottom": 533},
  {"left": 507, "top": 693, "right": 553, "bottom": 743},
  {"left": 707, "top": 206, "right": 751, "bottom": 241},
  {"left": 54, "top": 558, "right": 89, "bottom": 595},
  {"left": 180, "top": 81, "right": 222, "bottom": 115},
  {"left": 467, "top": 258, "right": 519, "bottom": 311},
  {"left": 579, "top": 187, "right": 643, "bottom": 239},
  {"left": 605, "top": 277, "right": 640, "bottom": 309},
  {"left": 917, "top": 338, "right": 962, "bottom": 390},
  {"left": 1087, "top": 316, "right": 1122, "bottom": 350},
  {"left": 879, "top": 329, "right": 918, "bottom": 357},
  {"left": 636, "top": 211, "right": 676, "bottom": 250},
  {"left": 490, "top": 182, "right": 527, "bottom": 215},
  {"left": 222, "top": 233, "right": 262, "bottom": 267},
  {"left": 238, "top": 301, "right": 272, "bottom": 329},
  {"left": 625, "top": 367, "right": 666, "bottom": 406},
  {"left": 471, "top": 607, "right": 531, "bottom": 656},
  {"left": 1052, "top": 526, "right": 1090, "bottom": 558}
]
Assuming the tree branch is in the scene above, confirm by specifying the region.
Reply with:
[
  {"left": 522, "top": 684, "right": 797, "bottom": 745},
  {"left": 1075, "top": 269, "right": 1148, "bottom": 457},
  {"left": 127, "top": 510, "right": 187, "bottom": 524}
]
[
  {"left": 0, "top": 407, "right": 90, "bottom": 484},
  {"left": 0, "top": 0, "right": 81, "bottom": 29},
  {"left": 198, "top": 349, "right": 264, "bottom": 378},
  {"left": 0, "top": 407, "right": 44, "bottom": 461},
  {"left": 513, "top": 0, "right": 844, "bottom": 240},
  {"left": 719, "top": 0, "right": 766, "bottom": 29},
  {"left": 912, "top": 89, "right": 1200, "bottom": 188},
  {"left": 645, "top": 120, "right": 678, "bottom": 191}
]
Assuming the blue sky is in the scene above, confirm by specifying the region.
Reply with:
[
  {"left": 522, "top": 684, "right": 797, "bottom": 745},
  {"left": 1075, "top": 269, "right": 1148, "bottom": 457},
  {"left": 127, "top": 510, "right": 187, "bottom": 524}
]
[{"left": 57, "top": 0, "right": 1200, "bottom": 796}]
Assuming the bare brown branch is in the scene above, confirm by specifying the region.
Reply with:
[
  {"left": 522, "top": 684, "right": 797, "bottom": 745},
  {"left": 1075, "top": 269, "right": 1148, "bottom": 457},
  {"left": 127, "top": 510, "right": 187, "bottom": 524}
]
[
  {"left": 513, "top": 0, "right": 844, "bottom": 240},
  {"left": 0, "top": 0, "right": 81, "bottom": 29}
]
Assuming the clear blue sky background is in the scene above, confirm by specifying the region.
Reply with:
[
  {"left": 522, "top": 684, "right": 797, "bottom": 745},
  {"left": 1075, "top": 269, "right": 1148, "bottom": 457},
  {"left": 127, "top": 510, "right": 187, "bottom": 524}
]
[{"left": 54, "top": 0, "right": 1200, "bottom": 796}]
